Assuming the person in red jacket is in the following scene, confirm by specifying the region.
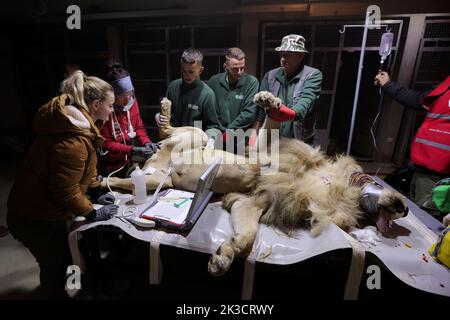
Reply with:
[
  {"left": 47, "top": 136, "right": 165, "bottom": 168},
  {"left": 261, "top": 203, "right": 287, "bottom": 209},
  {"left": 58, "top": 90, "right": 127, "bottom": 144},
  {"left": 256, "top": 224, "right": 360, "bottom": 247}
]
[
  {"left": 375, "top": 71, "right": 450, "bottom": 216},
  {"left": 99, "top": 62, "right": 159, "bottom": 177}
]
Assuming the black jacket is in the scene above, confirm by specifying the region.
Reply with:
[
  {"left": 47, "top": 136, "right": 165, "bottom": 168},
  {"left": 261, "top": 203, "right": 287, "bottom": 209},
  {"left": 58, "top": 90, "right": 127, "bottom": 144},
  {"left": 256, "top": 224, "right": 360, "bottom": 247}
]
[{"left": 381, "top": 80, "right": 432, "bottom": 111}]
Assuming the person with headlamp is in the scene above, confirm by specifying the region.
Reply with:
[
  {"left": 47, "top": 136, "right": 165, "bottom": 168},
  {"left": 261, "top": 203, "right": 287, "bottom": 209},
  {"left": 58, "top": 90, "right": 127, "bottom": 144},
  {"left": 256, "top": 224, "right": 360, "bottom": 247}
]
[{"left": 99, "top": 61, "right": 159, "bottom": 177}]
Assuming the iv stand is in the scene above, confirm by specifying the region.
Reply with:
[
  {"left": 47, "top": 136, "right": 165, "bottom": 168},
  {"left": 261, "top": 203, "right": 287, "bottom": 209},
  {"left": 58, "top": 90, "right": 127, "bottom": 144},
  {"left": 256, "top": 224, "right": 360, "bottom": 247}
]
[{"left": 340, "top": 10, "right": 390, "bottom": 156}]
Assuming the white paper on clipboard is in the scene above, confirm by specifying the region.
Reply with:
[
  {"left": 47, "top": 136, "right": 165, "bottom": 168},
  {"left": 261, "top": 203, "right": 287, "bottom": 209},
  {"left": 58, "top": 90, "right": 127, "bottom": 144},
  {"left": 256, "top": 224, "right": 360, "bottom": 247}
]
[{"left": 141, "top": 189, "right": 195, "bottom": 224}]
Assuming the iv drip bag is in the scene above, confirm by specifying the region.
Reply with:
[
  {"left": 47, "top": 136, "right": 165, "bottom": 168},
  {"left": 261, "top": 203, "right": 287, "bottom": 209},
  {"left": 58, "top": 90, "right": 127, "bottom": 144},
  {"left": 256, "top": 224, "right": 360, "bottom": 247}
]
[{"left": 379, "top": 32, "right": 393, "bottom": 62}]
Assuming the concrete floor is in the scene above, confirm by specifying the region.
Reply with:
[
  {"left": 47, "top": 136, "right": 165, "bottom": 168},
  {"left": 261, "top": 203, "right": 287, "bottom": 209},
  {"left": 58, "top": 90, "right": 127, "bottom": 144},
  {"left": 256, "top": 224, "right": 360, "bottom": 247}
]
[{"left": 0, "top": 159, "right": 41, "bottom": 299}]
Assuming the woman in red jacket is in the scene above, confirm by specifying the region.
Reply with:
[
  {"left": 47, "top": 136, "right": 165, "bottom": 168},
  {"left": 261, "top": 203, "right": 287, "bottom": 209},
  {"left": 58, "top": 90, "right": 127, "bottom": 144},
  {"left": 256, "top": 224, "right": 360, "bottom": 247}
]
[{"left": 99, "top": 62, "right": 159, "bottom": 177}]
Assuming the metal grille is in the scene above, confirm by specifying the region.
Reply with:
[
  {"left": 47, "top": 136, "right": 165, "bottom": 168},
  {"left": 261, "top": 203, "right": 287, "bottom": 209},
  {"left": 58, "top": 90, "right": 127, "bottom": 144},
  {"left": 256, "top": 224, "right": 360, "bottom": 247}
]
[
  {"left": 313, "top": 51, "right": 338, "bottom": 91},
  {"left": 343, "top": 23, "right": 400, "bottom": 47},
  {"left": 416, "top": 51, "right": 450, "bottom": 83},
  {"left": 125, "top": 24, "right": 239, "bottom": 136},
  {"left": 315, "top": 25, "right": 341, "bottom": 47},
  {"left": 264, "top": 24, "right": 312, "bottom": 41},
  {"left": 424, "top": 22, "right": 450, "bottom": 38},
  {"left": 413, "top": 19, "right": 450, "bottom": 87}
]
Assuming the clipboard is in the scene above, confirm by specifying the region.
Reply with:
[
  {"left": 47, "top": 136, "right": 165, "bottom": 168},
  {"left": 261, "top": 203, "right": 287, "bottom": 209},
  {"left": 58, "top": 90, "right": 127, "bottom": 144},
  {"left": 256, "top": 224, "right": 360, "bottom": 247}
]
[{"left": 140, "top": 157, "right": 221, "bottom": 233}]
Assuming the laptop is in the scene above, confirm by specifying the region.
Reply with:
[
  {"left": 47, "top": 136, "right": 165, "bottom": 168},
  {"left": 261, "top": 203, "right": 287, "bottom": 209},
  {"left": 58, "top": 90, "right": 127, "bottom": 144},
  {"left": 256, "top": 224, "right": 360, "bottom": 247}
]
[{"left": 139, "top": 157, "right": 221, "bottom": 233}]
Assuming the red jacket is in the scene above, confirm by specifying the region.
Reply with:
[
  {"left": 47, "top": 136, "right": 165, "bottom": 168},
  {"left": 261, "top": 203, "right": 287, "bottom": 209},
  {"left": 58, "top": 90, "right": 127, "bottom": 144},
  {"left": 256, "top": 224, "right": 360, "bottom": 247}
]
[
  {"left": 410, "top": 76, "right": 450, "bottom": 174},
  {"left": 98, "top": 99, "right": 151, "bottom": 175}
]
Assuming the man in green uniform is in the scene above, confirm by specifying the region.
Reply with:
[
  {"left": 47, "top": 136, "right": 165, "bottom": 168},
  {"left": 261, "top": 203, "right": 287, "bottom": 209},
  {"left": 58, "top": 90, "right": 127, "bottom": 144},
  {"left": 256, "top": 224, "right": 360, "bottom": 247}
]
[
  {"left": 255, "top": 34, "right": 323, "bottom": 145},
  {"left": 208, "top": 47, "right": 259, "bottom": 147},
  {"left": 155, "top": 48, "right": 220, "bottom": 132}
]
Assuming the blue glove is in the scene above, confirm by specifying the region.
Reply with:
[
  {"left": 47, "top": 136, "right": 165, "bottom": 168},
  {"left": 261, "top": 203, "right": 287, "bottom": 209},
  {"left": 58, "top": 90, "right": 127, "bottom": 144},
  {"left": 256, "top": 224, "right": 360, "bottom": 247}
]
[
  {"left": 86, "top": 205, "right": 118, "bottom": 222},
  {"left": 97, "top": 192, "right": 115, "bottom": 205}
]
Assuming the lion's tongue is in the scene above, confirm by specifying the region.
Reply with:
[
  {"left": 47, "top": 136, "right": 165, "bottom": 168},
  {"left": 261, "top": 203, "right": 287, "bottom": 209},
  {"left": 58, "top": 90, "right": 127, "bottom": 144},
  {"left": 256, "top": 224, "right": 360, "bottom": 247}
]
[{"left": 376, "top": 211, "right": 391, "bottom": 234}]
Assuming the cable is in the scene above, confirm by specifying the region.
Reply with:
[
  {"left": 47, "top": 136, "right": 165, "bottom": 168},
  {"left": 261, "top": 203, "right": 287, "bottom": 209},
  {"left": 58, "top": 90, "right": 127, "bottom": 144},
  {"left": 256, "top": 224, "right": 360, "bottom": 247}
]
[
  {"left": 106, "top": 153, "right": 128, "bottom": 195},
  {"left": 375, "top": 167, "right": 381, "bottom": 177},
  {"left": 105, "top": 110, "right": 132, "bottom": 195},
  {"left": 121, "top": 206, "right": 137, "bottom": 219},
  {"left": 370, "top": 103, "right": 381, "bottom": 157},
  {"left": 115, "top": 205, "right": 137, "bottom": 225},
  {"left": 370, "top": 86, "right": 384, "bottom": 159}
]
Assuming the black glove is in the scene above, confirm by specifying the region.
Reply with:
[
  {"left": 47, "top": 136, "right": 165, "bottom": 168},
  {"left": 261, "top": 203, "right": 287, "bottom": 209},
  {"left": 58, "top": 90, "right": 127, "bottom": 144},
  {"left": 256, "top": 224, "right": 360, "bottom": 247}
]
[
  {"left": 144, "top": 142, "right": 161, "bottom": 154},
  {"left": 132, "top": 146, "right": 154, "bottom": 158},
  {"left": 86, "top": 205, "right": 118, "bottom": 222},
  {"left": 97, "top": 192, "right": 115, "bottom": 205}
]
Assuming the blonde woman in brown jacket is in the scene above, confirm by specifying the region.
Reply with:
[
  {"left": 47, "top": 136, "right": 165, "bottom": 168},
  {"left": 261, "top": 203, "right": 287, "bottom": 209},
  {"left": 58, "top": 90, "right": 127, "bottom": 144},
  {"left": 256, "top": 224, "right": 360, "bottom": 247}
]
[{"left": 7, "top": 71, "right": 117, "bottom": 299}]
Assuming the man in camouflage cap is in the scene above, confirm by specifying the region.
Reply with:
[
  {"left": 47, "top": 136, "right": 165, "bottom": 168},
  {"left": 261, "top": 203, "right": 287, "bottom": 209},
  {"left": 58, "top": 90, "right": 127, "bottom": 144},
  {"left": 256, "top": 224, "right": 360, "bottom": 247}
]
[
  {"left": 275, "top": 34, "right": 308, "bottom": 53},
  {"left": 255, "top": 34, "right": 322, "bottom": 144}
]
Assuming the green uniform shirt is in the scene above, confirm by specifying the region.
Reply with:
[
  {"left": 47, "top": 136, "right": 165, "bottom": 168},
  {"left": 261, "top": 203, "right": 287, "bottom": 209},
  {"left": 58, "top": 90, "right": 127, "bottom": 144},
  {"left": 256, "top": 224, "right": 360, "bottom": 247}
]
[
  {"left": 258, "top": 65, "right": 322, "bottom": 138},
  {"left": 166, "top": 78, "right": 220, "bottom": 131},
  {"left": 208, "top": 72, "right": 259, "bottom": 130}
]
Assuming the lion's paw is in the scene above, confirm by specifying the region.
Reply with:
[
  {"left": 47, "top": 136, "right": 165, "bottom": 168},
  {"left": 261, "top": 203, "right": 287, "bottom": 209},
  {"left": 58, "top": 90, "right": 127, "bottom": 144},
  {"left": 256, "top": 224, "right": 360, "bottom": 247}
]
[
  {"left": 208, "top": 254, "right": 232, "bottom": 277},
  {"left": 253, "top": 91, "right": 281, "bottom": 110},
  {"left": 160, "top": 97, "right": 172, "bottom": 112}
]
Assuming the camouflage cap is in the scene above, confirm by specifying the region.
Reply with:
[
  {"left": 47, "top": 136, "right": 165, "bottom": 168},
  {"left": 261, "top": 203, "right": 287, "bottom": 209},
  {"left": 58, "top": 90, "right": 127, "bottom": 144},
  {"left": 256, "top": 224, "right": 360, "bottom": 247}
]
[{"left": 275, "top": 34, "right": 308, "bottom": 53}]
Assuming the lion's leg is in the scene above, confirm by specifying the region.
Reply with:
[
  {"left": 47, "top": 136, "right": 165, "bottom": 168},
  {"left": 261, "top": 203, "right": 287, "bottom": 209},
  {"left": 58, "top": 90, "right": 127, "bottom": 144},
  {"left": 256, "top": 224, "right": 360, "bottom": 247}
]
[
  {"left": 255, "top": 117, "right": 280, "bottom": 157},
  {"left": 253, "top": 91, "right": 282, "bottom": 153},
  {"left": 208, "top": 194, "right": 263, "bottom": 276},
  {"left": 221, "top": 192, "right": 245, "bottom": 211},
  {"left": 105, "top": 171, "right": 173, "bottom": 192},
  {"left": 159, "top": 98, "right": 175, "bottom": 139}
]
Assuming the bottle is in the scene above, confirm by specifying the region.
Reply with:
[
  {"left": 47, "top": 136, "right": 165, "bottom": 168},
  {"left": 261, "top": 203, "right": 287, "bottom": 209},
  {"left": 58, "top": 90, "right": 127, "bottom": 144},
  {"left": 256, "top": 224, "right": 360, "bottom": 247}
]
[
  {"left": 130, "top": 165, "right": 147, "bottom": 204},
  {"left": 379, "top": 32, "right": 393, "bottom": 67}
]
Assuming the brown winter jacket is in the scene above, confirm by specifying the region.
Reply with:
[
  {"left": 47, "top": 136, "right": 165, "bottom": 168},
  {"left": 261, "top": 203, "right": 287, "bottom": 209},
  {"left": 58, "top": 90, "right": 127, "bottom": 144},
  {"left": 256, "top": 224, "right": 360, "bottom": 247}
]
[{"left": 7, "top": 94, "right": 104, "bottom": 221}]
